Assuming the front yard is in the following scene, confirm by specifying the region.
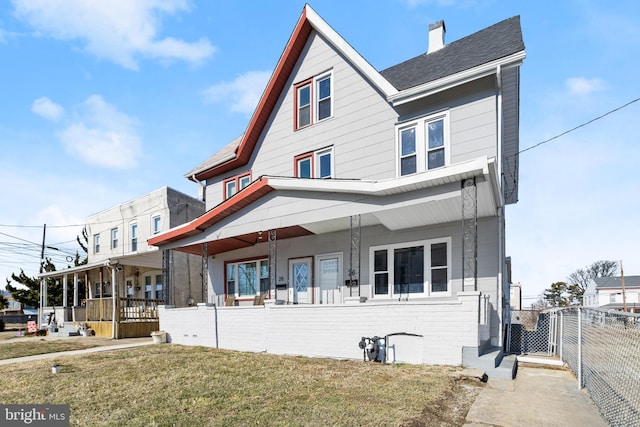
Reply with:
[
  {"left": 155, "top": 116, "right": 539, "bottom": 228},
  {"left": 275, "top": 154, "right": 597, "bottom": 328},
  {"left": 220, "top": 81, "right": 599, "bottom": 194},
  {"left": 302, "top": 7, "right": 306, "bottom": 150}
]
[{"left": 0, "top": 343, "right": 482, "bottom": 426}]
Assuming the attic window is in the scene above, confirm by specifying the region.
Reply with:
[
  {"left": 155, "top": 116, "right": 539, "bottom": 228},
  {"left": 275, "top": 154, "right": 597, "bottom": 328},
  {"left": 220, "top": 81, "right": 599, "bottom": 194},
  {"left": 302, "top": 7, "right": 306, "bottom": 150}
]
[{"left": 294, "top": 71, "right": 333, "bottom": 130}]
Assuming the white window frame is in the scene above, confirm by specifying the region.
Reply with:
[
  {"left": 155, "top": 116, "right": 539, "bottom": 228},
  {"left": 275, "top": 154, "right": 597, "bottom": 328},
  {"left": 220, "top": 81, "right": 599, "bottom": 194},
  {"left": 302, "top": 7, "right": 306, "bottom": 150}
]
[
  {"left": 111, "top": 228, "right": 118, "bottom": 249},
  {"left": 130, "top": 222, "right": 138, "bottom": 253},
  {"left": 295, "top": 146, "right": 334, "bottom": 179},
  {"left": 395, "top": 111, "right": 450, "bottom": 177},
  {"left": 93, "top": 234, "right": 100, "bottom": 254},
  {"left": 152, "top": 215, "right": 161, "bottom": 235},
  {"left": 369, "top": 237, "right": 451, "bottom": 299},
  {"left": 294, "top": 70, "right": 333, "bottom": 130},
  {"left": 226, "top": 258, "right": 270, "bottom": 299}
]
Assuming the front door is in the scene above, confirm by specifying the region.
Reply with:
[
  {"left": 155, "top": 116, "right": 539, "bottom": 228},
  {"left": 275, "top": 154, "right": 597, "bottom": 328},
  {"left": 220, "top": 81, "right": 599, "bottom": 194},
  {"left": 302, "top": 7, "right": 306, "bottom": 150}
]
[
  {"left": 289, "top": 257, "right": 312, "bottom": 304},
  {"left": 316, "top": 253, "right": 342, "bottom": 304}
]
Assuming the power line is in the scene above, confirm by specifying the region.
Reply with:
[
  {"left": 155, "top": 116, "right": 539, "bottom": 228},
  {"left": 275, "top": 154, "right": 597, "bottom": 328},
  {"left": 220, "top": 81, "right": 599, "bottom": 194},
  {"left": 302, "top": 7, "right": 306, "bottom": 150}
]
[{"left": 518, "top": 96, "right": 640, "bottom": 156}]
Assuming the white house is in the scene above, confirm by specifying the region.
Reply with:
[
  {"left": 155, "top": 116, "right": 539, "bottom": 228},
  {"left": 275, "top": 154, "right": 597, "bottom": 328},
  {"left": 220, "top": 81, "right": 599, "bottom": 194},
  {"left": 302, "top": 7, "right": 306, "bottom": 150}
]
[
  {"left": 39, "top": 187, "right": 205, "bottom": 338},
  {"left": 149, "top": 5, "right": 525, "bottom": 375},
  {"left": 583, "top": 276, "right": 640, "bottom": 313}
]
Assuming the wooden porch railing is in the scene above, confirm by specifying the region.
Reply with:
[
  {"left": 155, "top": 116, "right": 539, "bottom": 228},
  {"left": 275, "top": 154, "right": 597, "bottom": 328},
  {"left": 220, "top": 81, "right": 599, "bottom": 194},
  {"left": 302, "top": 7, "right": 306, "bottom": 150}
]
[{"left": 85, "top": 298, "right": 164, "bottom": 322}]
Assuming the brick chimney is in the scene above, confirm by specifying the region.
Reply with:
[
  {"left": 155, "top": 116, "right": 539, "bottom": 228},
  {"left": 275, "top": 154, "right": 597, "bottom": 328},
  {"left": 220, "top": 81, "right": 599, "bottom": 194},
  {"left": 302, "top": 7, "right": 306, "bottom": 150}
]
[{"left": 428, "top": 20, "right": 446, "bottom": 54}]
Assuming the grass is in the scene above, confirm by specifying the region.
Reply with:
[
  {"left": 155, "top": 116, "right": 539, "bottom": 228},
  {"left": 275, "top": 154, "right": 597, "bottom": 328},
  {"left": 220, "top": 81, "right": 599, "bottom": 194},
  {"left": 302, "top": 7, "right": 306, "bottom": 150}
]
[
  {"left": 0, "top": 344, "right": 481, "bottom": 426},
  {"left": 0, "top": 335, "right": 100, "bottom": 360}
]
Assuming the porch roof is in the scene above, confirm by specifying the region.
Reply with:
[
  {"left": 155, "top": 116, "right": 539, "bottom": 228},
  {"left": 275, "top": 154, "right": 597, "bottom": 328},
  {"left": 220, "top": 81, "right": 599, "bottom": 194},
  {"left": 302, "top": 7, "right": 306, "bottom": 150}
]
[
  {"left": 149, "top": 156, "right": 500, "bottom": 257},
  {"left": 38, "top": 251, "right": 163, "bottom": 279}
]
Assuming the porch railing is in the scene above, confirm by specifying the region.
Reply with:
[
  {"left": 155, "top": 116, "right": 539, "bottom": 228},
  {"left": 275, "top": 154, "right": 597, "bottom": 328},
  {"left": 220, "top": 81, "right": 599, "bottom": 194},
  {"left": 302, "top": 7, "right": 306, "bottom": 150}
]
[{"left": 85, "top": 298, "right": 164, "bottom": 322}]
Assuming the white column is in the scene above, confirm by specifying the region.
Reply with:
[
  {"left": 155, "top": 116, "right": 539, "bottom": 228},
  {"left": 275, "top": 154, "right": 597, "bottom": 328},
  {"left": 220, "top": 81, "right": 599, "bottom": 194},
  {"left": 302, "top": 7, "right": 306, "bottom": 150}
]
[
  {"left": 62, "top": 275, "right": 68, "bottom": 308},
  {"left": 112, "top": 267, "right": 117, "bottom": 339},
  {"left": 73, "top": 273, "right": 79, "bottom": 307}
]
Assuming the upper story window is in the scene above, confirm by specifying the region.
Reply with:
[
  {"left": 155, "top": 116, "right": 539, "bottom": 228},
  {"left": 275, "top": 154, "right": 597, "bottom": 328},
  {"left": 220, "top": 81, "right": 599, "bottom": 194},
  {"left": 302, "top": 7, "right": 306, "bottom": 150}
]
[
  {"left": 224, "top": 172, "right": 252, "bottom": 199},
  {"left": 152, "top": 215, "right": 161, "bottom": 234},
  {"left": 294, "top": 147, "right": 334, "bottom": 179},
  {"left": 397, "top": 112, "right": 449, "bottom": 177},
  {"left": 371, "top": 237, "right": 450, "bottom": 298},
  {"left": 111, "top": 228, "right": 118, "bottom": 249},
  {"left": 130, "top": 223, "right": 138, "bottom": 252},
  {"left": 294, "top": 71, "right": 333, "bottom": 130},
  {"left": 93, "top": 234, "right": 100, "bottom": 254}
]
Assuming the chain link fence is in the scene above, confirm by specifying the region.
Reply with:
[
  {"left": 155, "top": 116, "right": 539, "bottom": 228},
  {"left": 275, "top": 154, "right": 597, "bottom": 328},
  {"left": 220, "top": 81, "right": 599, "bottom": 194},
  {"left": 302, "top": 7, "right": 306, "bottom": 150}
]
[{"left": 509, "top": 307, "right": 640, "bottom": 426}]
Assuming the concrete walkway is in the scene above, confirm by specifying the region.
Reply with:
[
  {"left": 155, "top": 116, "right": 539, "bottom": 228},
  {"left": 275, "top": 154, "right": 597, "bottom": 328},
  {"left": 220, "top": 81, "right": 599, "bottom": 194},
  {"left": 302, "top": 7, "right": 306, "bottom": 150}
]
[
  {"left": 0, "top": 337, "right": 154, "bottom": 366},
  {"left": 465, "top": 366, "right": 608, "bottom": 426}
]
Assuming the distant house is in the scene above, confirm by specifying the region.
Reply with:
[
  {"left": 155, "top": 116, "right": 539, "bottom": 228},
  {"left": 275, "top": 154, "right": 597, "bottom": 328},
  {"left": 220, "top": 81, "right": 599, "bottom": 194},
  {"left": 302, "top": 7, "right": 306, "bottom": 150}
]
[
  {"left": 38, "top": 187, "right": 205, "bottom": 338},
  {"left": 584, "top": 276, "right": 640, "bottom": 313},
  {"left": 149, "top": 5, "right": 525, "bottom": 371}
]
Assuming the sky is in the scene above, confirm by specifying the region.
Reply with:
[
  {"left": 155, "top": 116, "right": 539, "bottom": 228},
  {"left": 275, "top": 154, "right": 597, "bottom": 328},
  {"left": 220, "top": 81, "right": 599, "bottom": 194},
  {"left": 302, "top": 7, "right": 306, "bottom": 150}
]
[{"left": 0, "top": 0, "right": 638, "bottom": 305}]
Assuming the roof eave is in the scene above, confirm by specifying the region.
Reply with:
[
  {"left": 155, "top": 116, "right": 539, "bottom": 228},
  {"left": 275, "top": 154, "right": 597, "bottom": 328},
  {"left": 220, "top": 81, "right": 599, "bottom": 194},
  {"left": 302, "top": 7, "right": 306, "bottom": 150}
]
[{"left": 388, "top": 50, "right": 526, "bottom": 106}]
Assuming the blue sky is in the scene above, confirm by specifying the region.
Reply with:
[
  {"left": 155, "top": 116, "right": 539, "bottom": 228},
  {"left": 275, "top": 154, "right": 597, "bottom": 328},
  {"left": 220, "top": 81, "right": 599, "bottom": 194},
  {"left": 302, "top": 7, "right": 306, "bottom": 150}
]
[{"left": 1, "top": 0, "right": 638, "bottom": 304}]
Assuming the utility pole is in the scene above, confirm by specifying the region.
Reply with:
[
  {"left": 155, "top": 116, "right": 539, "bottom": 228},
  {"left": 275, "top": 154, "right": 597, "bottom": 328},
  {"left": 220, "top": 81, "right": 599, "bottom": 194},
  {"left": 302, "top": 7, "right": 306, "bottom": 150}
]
[
  {"left": 39, "top": 224, "right": 46, "bottom": 274},
  {"left": 621, "top": 260, "right": 626, "bottom": 312},
  {"left": 38, "top": 224, "right": 46, "bottom": 328}
]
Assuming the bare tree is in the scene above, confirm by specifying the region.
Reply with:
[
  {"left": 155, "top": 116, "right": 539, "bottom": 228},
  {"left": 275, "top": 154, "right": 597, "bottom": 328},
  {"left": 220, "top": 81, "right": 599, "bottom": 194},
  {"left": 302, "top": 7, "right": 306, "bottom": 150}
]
[{"left": 567, "top": 260, "right": 618, "bottom": 303}]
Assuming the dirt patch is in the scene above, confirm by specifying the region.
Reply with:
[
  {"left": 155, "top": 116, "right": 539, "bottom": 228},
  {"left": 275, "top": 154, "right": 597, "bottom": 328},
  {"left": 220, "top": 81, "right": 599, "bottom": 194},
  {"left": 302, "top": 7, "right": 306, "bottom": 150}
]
[{"left": 403, "top": 377, "right": 484, "bottom": 426}]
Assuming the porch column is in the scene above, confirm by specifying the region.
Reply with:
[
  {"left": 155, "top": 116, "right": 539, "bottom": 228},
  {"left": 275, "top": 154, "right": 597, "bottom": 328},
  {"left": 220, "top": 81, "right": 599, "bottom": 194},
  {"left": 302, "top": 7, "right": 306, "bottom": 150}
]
[
  {"left": 111, "top": 267, "right": 117, "bottom": 339},
  {"left": 201, "top": 242, "right": 209, "bottom": 304},
  {"left": 62, "top": 275, "right": 68, "bottom": 308},
  {"left": 348, "top": 215, "right": 361, "bottom": 297},
  {"left": 268, "top": 229, "right": 277, "bottom": 298},
  {"left": 462, "top": 178, "right": 478, "bottom": 292},
  {"left": 73, "top": 273, "right": 79, "bottom": 307}
]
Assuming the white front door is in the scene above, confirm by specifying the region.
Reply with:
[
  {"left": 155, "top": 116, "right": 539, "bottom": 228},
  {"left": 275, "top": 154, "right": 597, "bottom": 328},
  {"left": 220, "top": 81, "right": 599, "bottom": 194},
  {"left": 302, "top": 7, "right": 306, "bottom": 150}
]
[
  {"left": 316, "top": 253, "right": 342, "bottom": 304},
  {"left": 290, "top": 258, "right": 312, "bottom": 304}
]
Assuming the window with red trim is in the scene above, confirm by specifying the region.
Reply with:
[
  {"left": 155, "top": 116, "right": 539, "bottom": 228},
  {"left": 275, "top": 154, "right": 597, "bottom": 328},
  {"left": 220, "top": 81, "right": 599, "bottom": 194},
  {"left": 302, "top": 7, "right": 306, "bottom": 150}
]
[
  {"left": 223, "top": 172, "right": 252, "bottom": 199},
  {"left": 294, "top": 147, "right": 333, "bottom": 179},
  {"left": 294, "top": 71, "right": 332, "bottom": 130}
]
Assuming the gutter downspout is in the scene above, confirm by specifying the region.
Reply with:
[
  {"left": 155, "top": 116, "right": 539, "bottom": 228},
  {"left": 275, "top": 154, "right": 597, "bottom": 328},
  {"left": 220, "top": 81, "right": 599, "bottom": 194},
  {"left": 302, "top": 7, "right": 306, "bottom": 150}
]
[{"left": 496, "top": 64, "right": 505, "bottom": 348}]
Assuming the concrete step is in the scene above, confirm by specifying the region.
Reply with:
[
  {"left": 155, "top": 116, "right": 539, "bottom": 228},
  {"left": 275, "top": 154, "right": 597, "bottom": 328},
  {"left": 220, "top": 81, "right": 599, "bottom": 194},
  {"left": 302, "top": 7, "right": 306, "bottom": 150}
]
[{"left": 486, "top": 354, "right": 518, "bottom": 380}]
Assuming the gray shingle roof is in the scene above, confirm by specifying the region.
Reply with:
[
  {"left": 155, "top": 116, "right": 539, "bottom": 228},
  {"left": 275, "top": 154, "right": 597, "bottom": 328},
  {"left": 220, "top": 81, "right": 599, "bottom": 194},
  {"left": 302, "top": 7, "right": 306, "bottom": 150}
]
[
  {"left": 594, "top": 276, "right": 640, "bottom": 289},
  {"left": 380, "top": 16, "right": 524, "bottom": 91}
]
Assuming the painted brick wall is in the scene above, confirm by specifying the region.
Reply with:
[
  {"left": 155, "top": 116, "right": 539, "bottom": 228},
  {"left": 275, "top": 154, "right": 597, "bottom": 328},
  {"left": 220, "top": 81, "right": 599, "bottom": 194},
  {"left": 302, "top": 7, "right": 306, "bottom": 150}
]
[{"left": 158, "top": 292, "right": 483, "bottom": 365}]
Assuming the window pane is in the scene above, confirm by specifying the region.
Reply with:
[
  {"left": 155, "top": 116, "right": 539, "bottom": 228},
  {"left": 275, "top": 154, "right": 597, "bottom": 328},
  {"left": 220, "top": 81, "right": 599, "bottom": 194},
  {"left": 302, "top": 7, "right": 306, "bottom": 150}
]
[
  {"left": 298, "top": 85, "right": 310, "bottom": 106},
  {"left": 260, "top": 260, "right": 269, "bottom": 293},
  {"left": 318, "top": 77, "right": 330, "bottom": 100},
  {"left": 393, "top": 246, "right": 424, "bottom": 294},
  {"left": 153, "top": 216, "right": 161, "bottom": 233},
  {"left": 238, "top": 262, "right": 257, "bottom": 296},
  {"left": 431, "top": 243, "right": 447, "bottom": 267},
  {"left": 400, "top": 156, "right": 416, "bottom": 176},
  {"left": 318, "top": 152, "right": 331, "bottom": 178},
  {"left": 431, "top": 268, "right": 448, "bottom": 292},
  {"left": 428, "top": 120, "right": 444, "bottom": 149},
  {"left": 226, "top": 181, "right": 236, "bottom": 198},
  {"left": 375, "top": 273, "right": 389, "bottom": 295},
  {"left": 374, "top": 250, "right": 387, "bottom": 272},
  {"left": 298, "top": 158, "right": 311, "bottom": 178},
  {"left": 428, "top": 148, "right": 445, "bottom": 169},
  {"left": 400, "top": 128, "right": 416, "bottom": 156},
  {"left": 239, "top": 176, "right": 251, "bottom": 189},
  {"left": 299, "top": 105, "right": 311, "bottom": 127},
  {"left": 227, "top": 264, "right": 235, "bottom": 296},
  {"left": 318, "top": 99, "right": 331, "bottom": 120}
]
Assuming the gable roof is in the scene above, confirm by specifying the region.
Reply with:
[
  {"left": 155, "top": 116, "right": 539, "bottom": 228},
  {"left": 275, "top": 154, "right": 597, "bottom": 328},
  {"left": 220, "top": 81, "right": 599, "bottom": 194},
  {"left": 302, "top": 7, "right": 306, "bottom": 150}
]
[
  {"left": 380, "top": 16, "right": 524, "bottom": 91},
  {"left": 188, "top": 5, "right": 397, "bottom": 182},
  {"left": 594, "top": 276, "right": 640, "bottom": 289}
]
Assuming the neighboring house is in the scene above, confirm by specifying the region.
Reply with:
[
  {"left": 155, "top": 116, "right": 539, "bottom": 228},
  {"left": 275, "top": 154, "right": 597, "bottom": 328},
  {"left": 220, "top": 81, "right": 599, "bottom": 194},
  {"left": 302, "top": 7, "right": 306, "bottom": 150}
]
[
  {"left": 510, "top": 282, "right": 522, "bottom": 311},
  {"left": 583, "top": 276, "right": 640, "bottom": 313},
  {"left": 38, "top": 187, "right": 205, "bottom": 338},
  {"left": 149, "top": 5, "right": 525, "bottom": 370}
]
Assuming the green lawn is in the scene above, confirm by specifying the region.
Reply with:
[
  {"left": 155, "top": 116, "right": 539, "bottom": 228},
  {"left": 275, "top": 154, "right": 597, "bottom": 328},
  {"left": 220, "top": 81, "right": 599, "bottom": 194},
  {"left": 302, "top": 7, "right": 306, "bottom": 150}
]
[{"left": 0, "top": 344, "right": 481, "bottom": 426}]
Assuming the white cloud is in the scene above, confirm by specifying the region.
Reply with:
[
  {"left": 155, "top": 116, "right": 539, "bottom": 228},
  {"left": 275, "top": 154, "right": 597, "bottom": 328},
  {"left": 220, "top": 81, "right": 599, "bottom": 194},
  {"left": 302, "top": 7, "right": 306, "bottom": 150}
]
[
  {"left": 56, "top": 95, "right": 142, "bottom": 169},
  {"left": 12, "top": 0, "right": 215, "bottom": 70},
  {"left": 202, "top": 70, "right": 271, "bottom": 115},
  {"left": 565, "top": 77, "right": 607, "bottom": 95},
  {"left": 31, "top": 96, "right": 64, "bottom": 121}
]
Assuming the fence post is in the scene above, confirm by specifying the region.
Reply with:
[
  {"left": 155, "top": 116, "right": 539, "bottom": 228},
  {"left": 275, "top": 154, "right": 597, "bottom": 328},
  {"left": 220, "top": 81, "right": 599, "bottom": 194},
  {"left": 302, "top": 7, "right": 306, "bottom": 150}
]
[
  {"left": 559, "top": 310, "right": 563, "bottom": 360},
  {"left": 577, "top": 307, "right": 582, "bottom": 390}
]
